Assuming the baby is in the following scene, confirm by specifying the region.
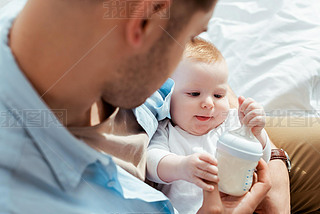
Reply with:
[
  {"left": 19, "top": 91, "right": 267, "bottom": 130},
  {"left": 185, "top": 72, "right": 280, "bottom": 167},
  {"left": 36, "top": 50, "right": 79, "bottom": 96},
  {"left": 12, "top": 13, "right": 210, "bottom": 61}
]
[{"left": 146, "top": 38, "right": 271, "bottom": 213}]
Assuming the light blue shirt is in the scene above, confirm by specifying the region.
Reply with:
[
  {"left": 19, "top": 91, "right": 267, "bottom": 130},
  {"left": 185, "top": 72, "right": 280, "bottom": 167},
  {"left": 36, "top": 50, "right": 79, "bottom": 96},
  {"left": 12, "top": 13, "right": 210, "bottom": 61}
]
[{"left": 0, "top": 1, "right": 174, "bottom": 213}]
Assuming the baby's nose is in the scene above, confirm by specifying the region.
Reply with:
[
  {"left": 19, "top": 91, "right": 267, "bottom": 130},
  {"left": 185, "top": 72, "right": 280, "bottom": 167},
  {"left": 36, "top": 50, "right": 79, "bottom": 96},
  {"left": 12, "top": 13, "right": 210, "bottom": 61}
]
[{"left": 201, "top": 97, "right": 214, "bottom": 109}]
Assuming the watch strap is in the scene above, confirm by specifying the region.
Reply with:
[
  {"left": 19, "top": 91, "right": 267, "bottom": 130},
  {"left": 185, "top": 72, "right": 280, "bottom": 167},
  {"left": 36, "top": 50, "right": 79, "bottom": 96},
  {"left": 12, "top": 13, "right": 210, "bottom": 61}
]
[{"left": 270, "top": 149, "right": 291, "bottom": 172}]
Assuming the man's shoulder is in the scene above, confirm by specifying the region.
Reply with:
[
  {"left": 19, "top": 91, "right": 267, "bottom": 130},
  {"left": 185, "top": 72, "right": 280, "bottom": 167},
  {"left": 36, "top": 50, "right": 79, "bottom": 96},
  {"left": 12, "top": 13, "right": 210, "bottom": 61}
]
[{"left": 0, "top": 105, "right": 65, "bottom": 213}]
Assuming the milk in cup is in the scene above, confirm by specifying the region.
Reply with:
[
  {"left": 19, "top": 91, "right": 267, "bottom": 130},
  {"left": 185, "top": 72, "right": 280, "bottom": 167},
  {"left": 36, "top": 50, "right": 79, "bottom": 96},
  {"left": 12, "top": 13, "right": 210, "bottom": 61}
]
[{"left": 217, "top": 125, "right": 263, "bottom": 196}]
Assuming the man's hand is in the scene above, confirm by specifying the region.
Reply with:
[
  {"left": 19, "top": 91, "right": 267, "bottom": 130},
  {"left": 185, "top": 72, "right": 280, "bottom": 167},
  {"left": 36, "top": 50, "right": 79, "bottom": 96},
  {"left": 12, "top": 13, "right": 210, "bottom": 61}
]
[
  {"left": 220, "top": 160, "right": 271, "bottom": 213},
  {"left": 255, "top": 141, "right": 291, "bottom": 214},
  {"left": 180, "top": 153, "right": 219, "bottom": 191},
  {"left": 198, "top": 160, "right": 272, "bottom": 214}
]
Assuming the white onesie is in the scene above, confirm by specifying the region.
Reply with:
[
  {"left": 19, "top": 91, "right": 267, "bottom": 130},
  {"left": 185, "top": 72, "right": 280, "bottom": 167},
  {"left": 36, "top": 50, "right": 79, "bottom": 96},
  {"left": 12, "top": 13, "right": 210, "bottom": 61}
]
[{"left": 147, "top": 109, "right": 271, "bottom": 214}]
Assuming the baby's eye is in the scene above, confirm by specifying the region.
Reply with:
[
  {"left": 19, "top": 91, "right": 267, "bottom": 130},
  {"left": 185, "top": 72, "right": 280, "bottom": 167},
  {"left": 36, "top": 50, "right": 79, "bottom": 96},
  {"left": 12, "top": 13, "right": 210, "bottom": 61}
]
[
  {"left": 188, "top": 92, "right": 200, "bottom": 97},
  {"left": 214, "top": 94, "right": 223, "bottom": 98}
]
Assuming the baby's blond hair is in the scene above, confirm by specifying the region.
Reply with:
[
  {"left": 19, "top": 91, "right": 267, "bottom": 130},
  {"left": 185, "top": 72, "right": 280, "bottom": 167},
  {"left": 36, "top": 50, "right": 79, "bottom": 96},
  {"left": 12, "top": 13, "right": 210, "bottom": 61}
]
[{"left": 183, "top": 37, "right": 224, "bottom": 64}]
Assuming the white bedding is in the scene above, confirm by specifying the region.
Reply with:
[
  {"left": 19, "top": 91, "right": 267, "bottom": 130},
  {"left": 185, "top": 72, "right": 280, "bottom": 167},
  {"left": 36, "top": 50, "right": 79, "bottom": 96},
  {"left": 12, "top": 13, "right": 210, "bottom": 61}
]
[
  {"left": 0, "top": 0, "right": 10, "bottom": 8},
  {"left": 201, "top": 0, "right": 320, "bottom": 116}
]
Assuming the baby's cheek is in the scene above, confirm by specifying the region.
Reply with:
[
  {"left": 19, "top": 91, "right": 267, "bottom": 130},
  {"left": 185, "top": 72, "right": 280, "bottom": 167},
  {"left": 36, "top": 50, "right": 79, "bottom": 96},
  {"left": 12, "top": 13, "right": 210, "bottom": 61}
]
[{"left": 220, "top": 106, "right": 230, "bottom": 119}]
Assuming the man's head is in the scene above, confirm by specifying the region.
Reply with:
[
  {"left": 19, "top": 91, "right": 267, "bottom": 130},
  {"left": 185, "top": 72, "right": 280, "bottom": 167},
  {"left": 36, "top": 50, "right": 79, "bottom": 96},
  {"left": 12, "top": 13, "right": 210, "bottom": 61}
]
[
  {"left": 11, "top": 0, "right": 217, "bottom": 122},
  {"left": 170, "top": 38, "right": 230, "bottom": 136},
  {"left": 98, "top": 0, "right": 218, "bottom": 108}
]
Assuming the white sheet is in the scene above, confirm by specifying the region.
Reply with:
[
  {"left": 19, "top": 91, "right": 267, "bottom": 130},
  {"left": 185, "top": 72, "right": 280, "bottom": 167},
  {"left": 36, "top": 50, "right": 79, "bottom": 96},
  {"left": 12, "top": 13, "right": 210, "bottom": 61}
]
[
  {"left": 0, "top": 0, "right": 10, "bottom": 8},
  {"left": 201, "top": 0, "right": 320, "bottom": 116}
]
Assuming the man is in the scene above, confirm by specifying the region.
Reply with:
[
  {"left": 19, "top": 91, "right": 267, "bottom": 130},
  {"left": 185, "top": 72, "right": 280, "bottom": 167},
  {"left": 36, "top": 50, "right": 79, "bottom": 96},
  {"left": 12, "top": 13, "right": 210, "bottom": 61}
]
[{"left": 0, "top": 0, "right": 274, "bottom": 213}]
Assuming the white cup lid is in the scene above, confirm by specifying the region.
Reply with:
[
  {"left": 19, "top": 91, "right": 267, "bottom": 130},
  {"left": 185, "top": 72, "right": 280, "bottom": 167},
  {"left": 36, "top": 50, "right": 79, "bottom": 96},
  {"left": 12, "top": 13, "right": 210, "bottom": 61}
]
[{"left": 217, "top": 132, "right": 263, "bottom": 161}]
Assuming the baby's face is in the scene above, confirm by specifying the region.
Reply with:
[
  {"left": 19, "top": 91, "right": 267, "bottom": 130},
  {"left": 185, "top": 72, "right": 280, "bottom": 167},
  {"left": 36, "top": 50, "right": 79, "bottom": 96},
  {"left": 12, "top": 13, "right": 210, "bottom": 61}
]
[{"left": 170, "top": 59, "right": 230, "bottom": 136}]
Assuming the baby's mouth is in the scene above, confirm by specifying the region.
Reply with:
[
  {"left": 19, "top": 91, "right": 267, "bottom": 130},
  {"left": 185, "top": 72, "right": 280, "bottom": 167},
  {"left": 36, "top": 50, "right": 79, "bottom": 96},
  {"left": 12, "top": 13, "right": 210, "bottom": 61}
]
[{"left": 195, "top": 116, "right": 213, "bottom": 121}]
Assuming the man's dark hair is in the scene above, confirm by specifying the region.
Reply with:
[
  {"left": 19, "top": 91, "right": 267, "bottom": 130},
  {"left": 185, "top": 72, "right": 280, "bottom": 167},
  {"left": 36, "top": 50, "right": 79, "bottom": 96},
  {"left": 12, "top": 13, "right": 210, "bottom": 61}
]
[
  {"left": 165, "top": 0, "right": 216, "bottom": 38},
  {"left": 184, "top": 0, "right": 216, "bottom": 13}
]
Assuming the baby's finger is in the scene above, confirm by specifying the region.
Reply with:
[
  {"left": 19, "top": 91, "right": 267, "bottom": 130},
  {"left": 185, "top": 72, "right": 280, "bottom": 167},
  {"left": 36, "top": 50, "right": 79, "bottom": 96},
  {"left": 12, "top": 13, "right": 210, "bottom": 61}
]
[
  {"left": 246, "top": 116, "right": 266, "bottom": 128},
  {"left": 242, "top": 109, "right": 266, "bottom": 126},
  {"left": 197, "top": 161, "right": 218, "bottom": 175},
  {"left": 195, "top": 169, "right": 219, "bottom": 183},
  {"left": 198, "top": 153, "right": 217, "bottom": 166},
  {"left": 242, "top": 102, "right": 263, "bottom": 117},
  {"left": 246, "top": 102, "right": 263, "bottom": 113},
  {"left": 193, "top": 177, "right": 215, "bottom": 191},
  {"left": 239, "top": 97, "right": 255, "bottom": 113},
  {"left": 238, "top": 96, "right": 246, "bottom": 106},
  {"left": 238, "top": 110, "right": 245, "bottom": 124}
]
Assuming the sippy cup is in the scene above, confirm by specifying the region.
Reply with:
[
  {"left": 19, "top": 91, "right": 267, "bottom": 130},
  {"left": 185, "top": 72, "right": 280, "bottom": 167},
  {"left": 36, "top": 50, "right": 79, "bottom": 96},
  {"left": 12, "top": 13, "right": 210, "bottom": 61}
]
[{"left": 216, "top": 125, "right": 263, "bottom": 196}]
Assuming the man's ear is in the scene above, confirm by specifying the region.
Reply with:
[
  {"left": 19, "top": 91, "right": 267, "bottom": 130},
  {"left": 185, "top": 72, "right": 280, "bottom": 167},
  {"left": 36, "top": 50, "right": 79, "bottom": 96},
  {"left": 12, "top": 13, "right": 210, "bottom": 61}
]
[
  {"left": 125, "top": 0, "right": 171, "bottom": 48},
  {"left": 126, "top": 17, "right": 147, "bottom": 48}
]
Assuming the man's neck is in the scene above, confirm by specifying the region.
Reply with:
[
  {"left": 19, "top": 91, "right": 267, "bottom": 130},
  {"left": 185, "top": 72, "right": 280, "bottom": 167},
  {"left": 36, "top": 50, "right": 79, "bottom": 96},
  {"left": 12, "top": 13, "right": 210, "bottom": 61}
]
[{"left": 90, "top": 100, "right": 116, "bottom": 126}]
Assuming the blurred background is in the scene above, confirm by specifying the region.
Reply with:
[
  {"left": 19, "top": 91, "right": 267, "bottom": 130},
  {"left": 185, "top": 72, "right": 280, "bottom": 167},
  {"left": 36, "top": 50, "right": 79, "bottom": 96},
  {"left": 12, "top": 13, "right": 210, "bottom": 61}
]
[
  {"left": 0, "top": 0, "right": 10, "bottom": 8},
  {"left": 200, "top": 0, "right": 320, "bottom": 117}
]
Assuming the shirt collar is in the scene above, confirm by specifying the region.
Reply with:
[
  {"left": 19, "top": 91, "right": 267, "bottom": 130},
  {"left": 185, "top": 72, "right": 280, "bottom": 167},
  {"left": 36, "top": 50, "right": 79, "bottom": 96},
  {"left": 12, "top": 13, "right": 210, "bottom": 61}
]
[{"left": 0, "top": 0, "right": 113, "bottom": 191}]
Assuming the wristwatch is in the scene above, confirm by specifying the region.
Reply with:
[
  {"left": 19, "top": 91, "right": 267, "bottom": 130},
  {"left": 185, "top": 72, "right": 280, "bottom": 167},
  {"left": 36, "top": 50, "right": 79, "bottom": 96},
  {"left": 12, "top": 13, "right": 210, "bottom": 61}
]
[{"left": 270, "top": 149, "right": 291, "bottom": 172}]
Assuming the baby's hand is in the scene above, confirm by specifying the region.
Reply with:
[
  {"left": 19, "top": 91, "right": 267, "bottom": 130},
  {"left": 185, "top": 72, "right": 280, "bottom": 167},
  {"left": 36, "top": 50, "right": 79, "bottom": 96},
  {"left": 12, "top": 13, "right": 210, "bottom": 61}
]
[
  {"left": 238, "top": 96, "right": 266, "bottom": 138},
  {"left": 180, "top": 153, "right": 218, "bottom": 191}
]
